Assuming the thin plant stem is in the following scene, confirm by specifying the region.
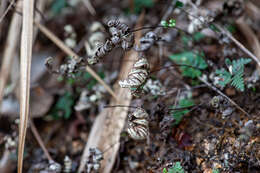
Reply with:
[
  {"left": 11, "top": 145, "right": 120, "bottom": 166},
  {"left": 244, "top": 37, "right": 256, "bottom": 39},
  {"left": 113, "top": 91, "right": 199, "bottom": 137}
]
[{"left": 30, "top": 119, "right": 53, "bottom": 162}]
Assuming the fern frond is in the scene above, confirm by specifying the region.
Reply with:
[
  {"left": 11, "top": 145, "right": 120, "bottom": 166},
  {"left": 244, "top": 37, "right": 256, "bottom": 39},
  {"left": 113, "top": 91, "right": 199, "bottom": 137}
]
[
  {"left": 215, "top": 69, "right": 232, "bottom": 87},
  {"left": 232, "top": 58, "right": 251, "bottom": 73},
  {"left": 231, "top": 67, "right": 245, "bottom": 91},
  {"left": 215, "top": 58, "right": 251, "bottom": 91}
]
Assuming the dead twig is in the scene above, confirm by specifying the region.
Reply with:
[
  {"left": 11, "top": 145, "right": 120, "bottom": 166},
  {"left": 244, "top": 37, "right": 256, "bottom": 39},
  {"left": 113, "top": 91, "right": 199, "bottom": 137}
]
[
  {"left": 198, "top": 76, "right": 250, "bottom": 116},
  {"left": 18, "top": 0, "right": 34, "bottom": 173}
]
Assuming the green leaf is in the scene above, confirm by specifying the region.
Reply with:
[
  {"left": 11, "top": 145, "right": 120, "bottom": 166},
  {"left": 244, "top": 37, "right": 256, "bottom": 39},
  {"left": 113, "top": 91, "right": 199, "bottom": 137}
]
[
  {"left": 226, "top": 24, "right": 236, "bottom": 33},
  {"left": 133, "top": 0, "right": 154, "bottom": 14},
  {"left": 171, "top": 98, "right": 194, "bottom": 126},
  {"left": 232, "top": 58, "right": 251, "bottom": 73},
  {"left": 209, "top": 24, "right": 220, "bottom": 32},
  {"left": 51, "top": 92, "right": 75, "bottom": 119},
  {"left": 51, "top": 0, "right": 67, "bottom": 15},
  {"left": 193, "top": 32, "right": 205, "bottom": 42},
  {"left": 213, "top": 169, "right": 220, "bottom": 173},
  {"left": 163, "top": 168, "right": 168, "bottom": 173},
  {"left": 169, "top": 51, "right": 207, "bottom": 78},
  {"left": 231, "top": 67, "right": 244, "bottom": 91},
  {"left": 168, "top": 162, "right": 185, "bottom": 173},
  {"left": 161, "top": 20, "right": 168, "bottom": 27},
  {"left": 215, "top": 69, "right": 232, "bottom": 87},
  {"left": 225, "top": 58, "right": 232, "bottom": 67},
  {"left": 175, "top": 1, "right": 184, "bottom": 8},
  {"left": 215, "top": 58, "right": 251, "bottom": 91}
]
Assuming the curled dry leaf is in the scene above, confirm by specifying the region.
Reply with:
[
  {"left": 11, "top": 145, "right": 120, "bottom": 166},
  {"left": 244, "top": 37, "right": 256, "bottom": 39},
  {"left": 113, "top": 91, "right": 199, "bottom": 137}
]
[
  {"left": 119, "top": 57, "right": 150, "bottom": 97},
  {"left": 127, "top": 108, "right": 149, "bottom": 140}
]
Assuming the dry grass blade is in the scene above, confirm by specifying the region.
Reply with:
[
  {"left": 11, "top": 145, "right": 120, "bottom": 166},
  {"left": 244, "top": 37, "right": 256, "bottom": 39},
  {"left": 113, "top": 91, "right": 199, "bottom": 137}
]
[
  {"left": 34, "top": 21, "right": 118, "bottom": 101},
  {"left": 18, "top": 0, "right": 34, "bottom": 173},
  {"left": 0, "top": 1, "right": 22, "bottom": 112},
  {"left": 78, "top": 12, "right": 145, "bottom": 173}
]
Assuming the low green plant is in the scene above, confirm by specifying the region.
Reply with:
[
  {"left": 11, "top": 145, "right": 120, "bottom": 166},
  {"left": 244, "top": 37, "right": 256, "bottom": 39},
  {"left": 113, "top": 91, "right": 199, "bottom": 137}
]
[
  {"left": 164, "top": 162, "right": 185, "bottom": 173},
  {"left": 169, "top": 51, "right": 208, "bottom": 78},
  {"left": 127, "top": 0, "right": 154, "bottom": 14},
  {"left": 51, "top": 0, "right": 67, "bottom": 15},
  {"left": 215, "top": 58, "right": 251, "bottom": 91},
  {"left": 171, "top": 98, "right": 194, "bottom": 126},
  {"left": 212, "top": 168, "right": 220, "bottom": 173},
  {"left": 161, "top": 19, "right": 176, "bottom": 28},
  {"left": 50, "top": 92, "right": 75, "bottom": 119}
]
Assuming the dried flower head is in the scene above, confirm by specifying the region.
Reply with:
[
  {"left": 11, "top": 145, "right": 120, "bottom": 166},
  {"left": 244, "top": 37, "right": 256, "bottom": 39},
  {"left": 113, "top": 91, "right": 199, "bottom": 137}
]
[
  {"left": 119, "top": 57, "right": 150, "bottom": 97},
  {"left": 127, "top": 108, "right": 149, "bottom": 140}
]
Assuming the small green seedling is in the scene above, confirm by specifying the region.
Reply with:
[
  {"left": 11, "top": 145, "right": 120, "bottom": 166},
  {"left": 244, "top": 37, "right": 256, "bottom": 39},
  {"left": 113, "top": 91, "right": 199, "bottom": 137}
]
[
  {"left": 164, "top": 162, "right": 185, "bottom": 173},
  {"left": 161, "top": 19, "right": 176, "bottom": 28}
]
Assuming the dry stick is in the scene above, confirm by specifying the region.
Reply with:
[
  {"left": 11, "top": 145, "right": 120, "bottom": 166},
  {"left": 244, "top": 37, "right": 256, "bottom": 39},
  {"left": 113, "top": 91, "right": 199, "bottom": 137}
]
[
  {"left": 215, "top": 24, "right": 260, "bottom": 68},
  {"left": 30, "top": 119, "right": 53, "bottom": 162},
  {"left": 235, "top": 17, "right": 260, "bottom": 73},
  {"left": 198, "top": 76, "right": 250, "bottom": 116},
  {"left": 0, "top": 1, "right": 22, "bottom": 112},
  {"left": 0, "top": 0, "right": 15, "bottom": 24},
  {"left": 34, "top": 21, "right": 118, "bottom": 101},
  {"left": 18, "top": 0, "right": 34, "bottom": 173}
]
